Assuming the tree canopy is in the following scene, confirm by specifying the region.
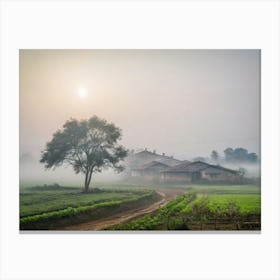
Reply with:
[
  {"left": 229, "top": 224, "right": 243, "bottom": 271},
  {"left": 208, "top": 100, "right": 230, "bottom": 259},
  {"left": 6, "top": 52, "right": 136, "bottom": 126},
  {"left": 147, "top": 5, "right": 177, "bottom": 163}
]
[
  {"left": 223, "top": 147, "right": 258, "bottom": 163},
  {"left": 210, "top": 150, "right": 219, "bottom": 162},
  {"left": 40, "top": 116, "right": 128, "bottom": 192}
]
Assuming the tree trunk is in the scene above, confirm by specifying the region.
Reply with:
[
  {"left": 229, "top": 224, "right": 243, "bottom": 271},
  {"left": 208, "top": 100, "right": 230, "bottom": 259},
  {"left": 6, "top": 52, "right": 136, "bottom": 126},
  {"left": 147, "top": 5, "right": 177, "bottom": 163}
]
[
  {"left": 87, "top": 169, "right": 93, "bottom": 188},
  {"left": 85, "top": 181, "right": 90, "bottom": 193},
  {"left": 84, "top": 168, "right": 94, "bottom": 193},
  {"left": 84, "top": 171, "right": 89, "bottom": 193}
]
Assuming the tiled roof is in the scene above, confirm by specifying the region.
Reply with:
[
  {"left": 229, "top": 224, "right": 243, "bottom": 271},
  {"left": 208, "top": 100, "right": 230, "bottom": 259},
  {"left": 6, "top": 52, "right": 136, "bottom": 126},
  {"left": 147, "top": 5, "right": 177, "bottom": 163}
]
[
  {"left": 162, "top": 161, "right": 207, "bottom": 173},
  {"left": 132, "top": 161, "right": 169, "bottom": 171},
  {"left": 127, "top": 150, "right": 182, "bottom": 167},
  {"left": 162, "top": 161, "right": 238, "bottom": 174},
  {"left": 155, "top": 157, "right": 182, "bottom": 167}
]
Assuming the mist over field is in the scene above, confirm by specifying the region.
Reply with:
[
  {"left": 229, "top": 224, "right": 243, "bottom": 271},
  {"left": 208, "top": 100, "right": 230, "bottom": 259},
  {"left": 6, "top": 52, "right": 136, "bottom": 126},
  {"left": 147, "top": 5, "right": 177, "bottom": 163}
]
[
  {"left": 19, "top": 150, "right": 260, "bottom": 187},
  {"left": 20, "top": 49, "right": 260, "bottom": 186},
  {"left": 19, "top": 152, "right": 124, "bottom": 186}
]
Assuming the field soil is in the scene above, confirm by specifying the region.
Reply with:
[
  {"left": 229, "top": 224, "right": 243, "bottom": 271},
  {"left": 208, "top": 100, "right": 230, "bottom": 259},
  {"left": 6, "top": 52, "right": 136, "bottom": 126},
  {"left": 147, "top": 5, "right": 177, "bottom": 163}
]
[{"left": 54, "top": 187, "right": 185, "bottom": 230}]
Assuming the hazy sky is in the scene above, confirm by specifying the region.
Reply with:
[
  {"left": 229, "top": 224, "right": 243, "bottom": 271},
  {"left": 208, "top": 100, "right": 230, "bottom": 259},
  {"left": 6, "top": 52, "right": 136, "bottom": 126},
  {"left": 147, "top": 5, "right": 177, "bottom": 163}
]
[{"left": 20, "top": 49, "right": 260, "bottom": 161}]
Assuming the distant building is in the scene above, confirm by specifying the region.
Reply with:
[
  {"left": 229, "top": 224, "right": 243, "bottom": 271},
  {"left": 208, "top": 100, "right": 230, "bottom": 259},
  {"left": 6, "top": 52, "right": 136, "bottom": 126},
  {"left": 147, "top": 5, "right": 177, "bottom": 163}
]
[
  {"left": 125, "top": 149, "right": 183, "bottom": 180},
  {"left": 125, "top": 149, "right": 240, "bottom": 184},
  {"left": 153, "top": 157, "right": 183, "bottom": 167},
  {"left": 131, "top": 161, "right": 169, "bottom": 181},
  {"left": 126, "top": 150, "right": 182, "bottom": 169},
  {"left": 161, "top": 161, "right": 240, "bottom": 183}
]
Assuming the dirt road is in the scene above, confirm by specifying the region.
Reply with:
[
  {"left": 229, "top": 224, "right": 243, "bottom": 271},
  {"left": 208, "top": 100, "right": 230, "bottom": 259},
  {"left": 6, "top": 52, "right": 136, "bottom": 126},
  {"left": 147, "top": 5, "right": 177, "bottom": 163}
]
[{"left": 55, "top": 187, "right": 185, "bottom": 231}]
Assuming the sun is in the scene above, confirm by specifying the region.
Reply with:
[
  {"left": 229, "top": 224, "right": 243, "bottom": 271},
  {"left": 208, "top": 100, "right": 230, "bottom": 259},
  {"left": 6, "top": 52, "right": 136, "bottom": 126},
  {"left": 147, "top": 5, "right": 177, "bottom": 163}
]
[{"left": 77, "top": 87, "right": 88, "bottom": 98}]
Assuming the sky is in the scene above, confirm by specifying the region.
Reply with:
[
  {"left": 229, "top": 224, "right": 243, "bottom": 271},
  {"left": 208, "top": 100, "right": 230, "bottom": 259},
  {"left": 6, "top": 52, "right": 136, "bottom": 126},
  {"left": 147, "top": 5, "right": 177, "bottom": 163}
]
[{"left": 20, "top": 49, "right": 260, "bottom": 169}]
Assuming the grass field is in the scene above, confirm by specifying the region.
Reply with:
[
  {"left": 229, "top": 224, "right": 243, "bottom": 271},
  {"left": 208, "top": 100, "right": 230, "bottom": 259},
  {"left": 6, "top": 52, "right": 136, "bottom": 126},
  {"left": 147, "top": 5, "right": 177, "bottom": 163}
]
[
  {"left": 20, "top": 186, "right": 149, "bottom": 217},
  {"left": 188, "top": 184, "right": 261, "bottom": 215},
  {"left": 188, "top": 184, "right": 260, "bottom": 194},
  {"left": 110, "top": 184, "right": 261, "bottom": 230},
  {"left": 19, "top": 184, "right": 157, "bottom": 230},
  {"left": 207, "top": 194, "right": 261, "bottom": 214},
  {"left": 20, "top": 183, "right": 261, "bottom": 230}
]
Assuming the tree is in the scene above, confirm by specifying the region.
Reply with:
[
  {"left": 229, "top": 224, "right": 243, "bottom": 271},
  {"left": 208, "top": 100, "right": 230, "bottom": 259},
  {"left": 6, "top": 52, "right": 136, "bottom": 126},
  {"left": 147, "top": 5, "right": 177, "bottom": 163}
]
[
  {"left": 210, "top": 150, "right": 219, "bottom": 162},
  {"left": 247, "top": 152, "right": 258, "bottom": 163},
  {"left": 233, "top": 147, "right": 248, "bottom": 161},
  {"left": 237, "top": 167, "right": 247, "bottom": 183},
  {"left": 224, "top": 147, "right": 259, "bottom": 163},
  {"left": 224, "top": 147, "right": 234, "bottom": 162},
  {"left": 40, "top": 116, "right": 128, "bottom": 192},
  {"left": 237, "top": 167, "right": 247, "bottom": 177}
]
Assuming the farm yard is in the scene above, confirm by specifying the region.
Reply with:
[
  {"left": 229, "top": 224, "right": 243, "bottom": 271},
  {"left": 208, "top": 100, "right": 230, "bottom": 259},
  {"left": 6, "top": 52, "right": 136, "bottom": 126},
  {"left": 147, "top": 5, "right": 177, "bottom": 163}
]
[{"left": 20, "top": 183, "right": 260, "bottom": 231}]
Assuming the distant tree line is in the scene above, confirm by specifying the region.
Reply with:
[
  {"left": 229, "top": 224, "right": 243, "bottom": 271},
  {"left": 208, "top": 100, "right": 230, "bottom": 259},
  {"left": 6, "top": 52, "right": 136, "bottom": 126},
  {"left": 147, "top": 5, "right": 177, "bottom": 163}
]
[
  {"left": 208, "top": 147, "right": 258, "bottom": 164},
  {"left": 223, "top": 147, "right": 258, "bottom": 163}
]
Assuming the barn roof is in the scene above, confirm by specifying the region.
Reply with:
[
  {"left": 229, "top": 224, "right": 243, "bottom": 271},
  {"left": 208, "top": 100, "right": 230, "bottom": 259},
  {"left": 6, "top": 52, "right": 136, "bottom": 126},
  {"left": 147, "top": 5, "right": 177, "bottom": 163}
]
[
  {"left": 162, "top": 161, "right": 238, "bottom": 174},
  {"left": 127, "top": 150, "right": 183, "bottom": 168},
  {"left": 132, "top": 161, "right": 169, "bottom": 171},
  {"left": 162, "top": 161, "right": 207, "bottom": 173},
  {"left": 134, "top": 150, "right": 156, "bottom": 157},
  {"left": 155, "top": 157, "right": 182, "bottom": 167}
]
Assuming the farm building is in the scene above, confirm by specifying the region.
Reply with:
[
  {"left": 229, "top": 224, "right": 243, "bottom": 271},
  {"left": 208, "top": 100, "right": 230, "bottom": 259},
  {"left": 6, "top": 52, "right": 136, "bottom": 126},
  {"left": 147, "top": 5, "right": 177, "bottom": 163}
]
[
  {"left": 125, "top": 149, "right": 183, "bottom": 180},
  {"left": 161, "top": 161, "right": 240, "bottom": 183},
  {"left": 126, "top": 149, "right": 182, "bottom": 169},
  {"left": 131, "top": 161, "right": 169, "bottom": 181},
  {"left": 125, "top": 149, "right": 240, "bottom": 183}
]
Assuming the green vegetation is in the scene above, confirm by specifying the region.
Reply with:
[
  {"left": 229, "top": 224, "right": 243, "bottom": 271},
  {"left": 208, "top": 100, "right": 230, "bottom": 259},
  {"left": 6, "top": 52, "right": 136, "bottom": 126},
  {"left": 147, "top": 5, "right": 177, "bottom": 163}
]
[
  {"left": 20, "top": 184, "right": 158, "bottom": 230},
  {"left": 110, "top": 184, "right": 261, "bottom": 231},
  {"left": 20, "top": 185, "right": 148, "bottom": 217},
  {"left": 20, "top": 183, "right": 261, "bottom": 230},
  {"left": 40, "top": 115, "right": 128, "bottom": 192},
  {"left": 188, "top": 184, "right": 260, "bottom": 194},
  {"left": 207, "top": 194, "right": 260, "bottom": 214},
  {"left": 111, "top": 191, "right": 197, "bottom": 230}
]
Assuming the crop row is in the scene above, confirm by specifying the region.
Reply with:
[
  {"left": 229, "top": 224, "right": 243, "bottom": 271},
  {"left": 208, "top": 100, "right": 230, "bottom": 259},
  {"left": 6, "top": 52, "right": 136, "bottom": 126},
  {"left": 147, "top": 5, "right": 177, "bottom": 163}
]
[
  {"left": 20, "top": 191, "right": 157, "bottom": 230},
  {"left": 20, "top": 191, "right": 140, "bottom": 217},
  {"left": 110, "top": 191, "right": 197, "bottom": 230},
  {"left": 110, "top": 191, "right": 261, "bottom": 230}
]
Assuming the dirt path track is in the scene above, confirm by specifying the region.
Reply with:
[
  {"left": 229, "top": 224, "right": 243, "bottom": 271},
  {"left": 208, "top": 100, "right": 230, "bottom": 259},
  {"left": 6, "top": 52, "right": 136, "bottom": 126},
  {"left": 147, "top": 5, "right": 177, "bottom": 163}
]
[{"left": 55, "top": 188, "right": 184, "bottom": 231}]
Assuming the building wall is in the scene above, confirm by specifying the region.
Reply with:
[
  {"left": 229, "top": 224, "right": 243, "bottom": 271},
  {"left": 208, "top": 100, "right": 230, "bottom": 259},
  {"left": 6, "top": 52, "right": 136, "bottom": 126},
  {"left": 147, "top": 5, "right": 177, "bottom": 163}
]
[
  {"left": 161, "top": 172, "right": 192, "bottom": 183},
  {"left": 201, "top": 170, "right": 240, "bottom": 183},
  {"left": 161, "top": 171, "right": 240, "bottom": 183},
  {"left": 132, "top": 167, "right": 241, "bottom": 184},
  {"left": 131, "top": 169, "right": 165, "bottom": 181}
]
